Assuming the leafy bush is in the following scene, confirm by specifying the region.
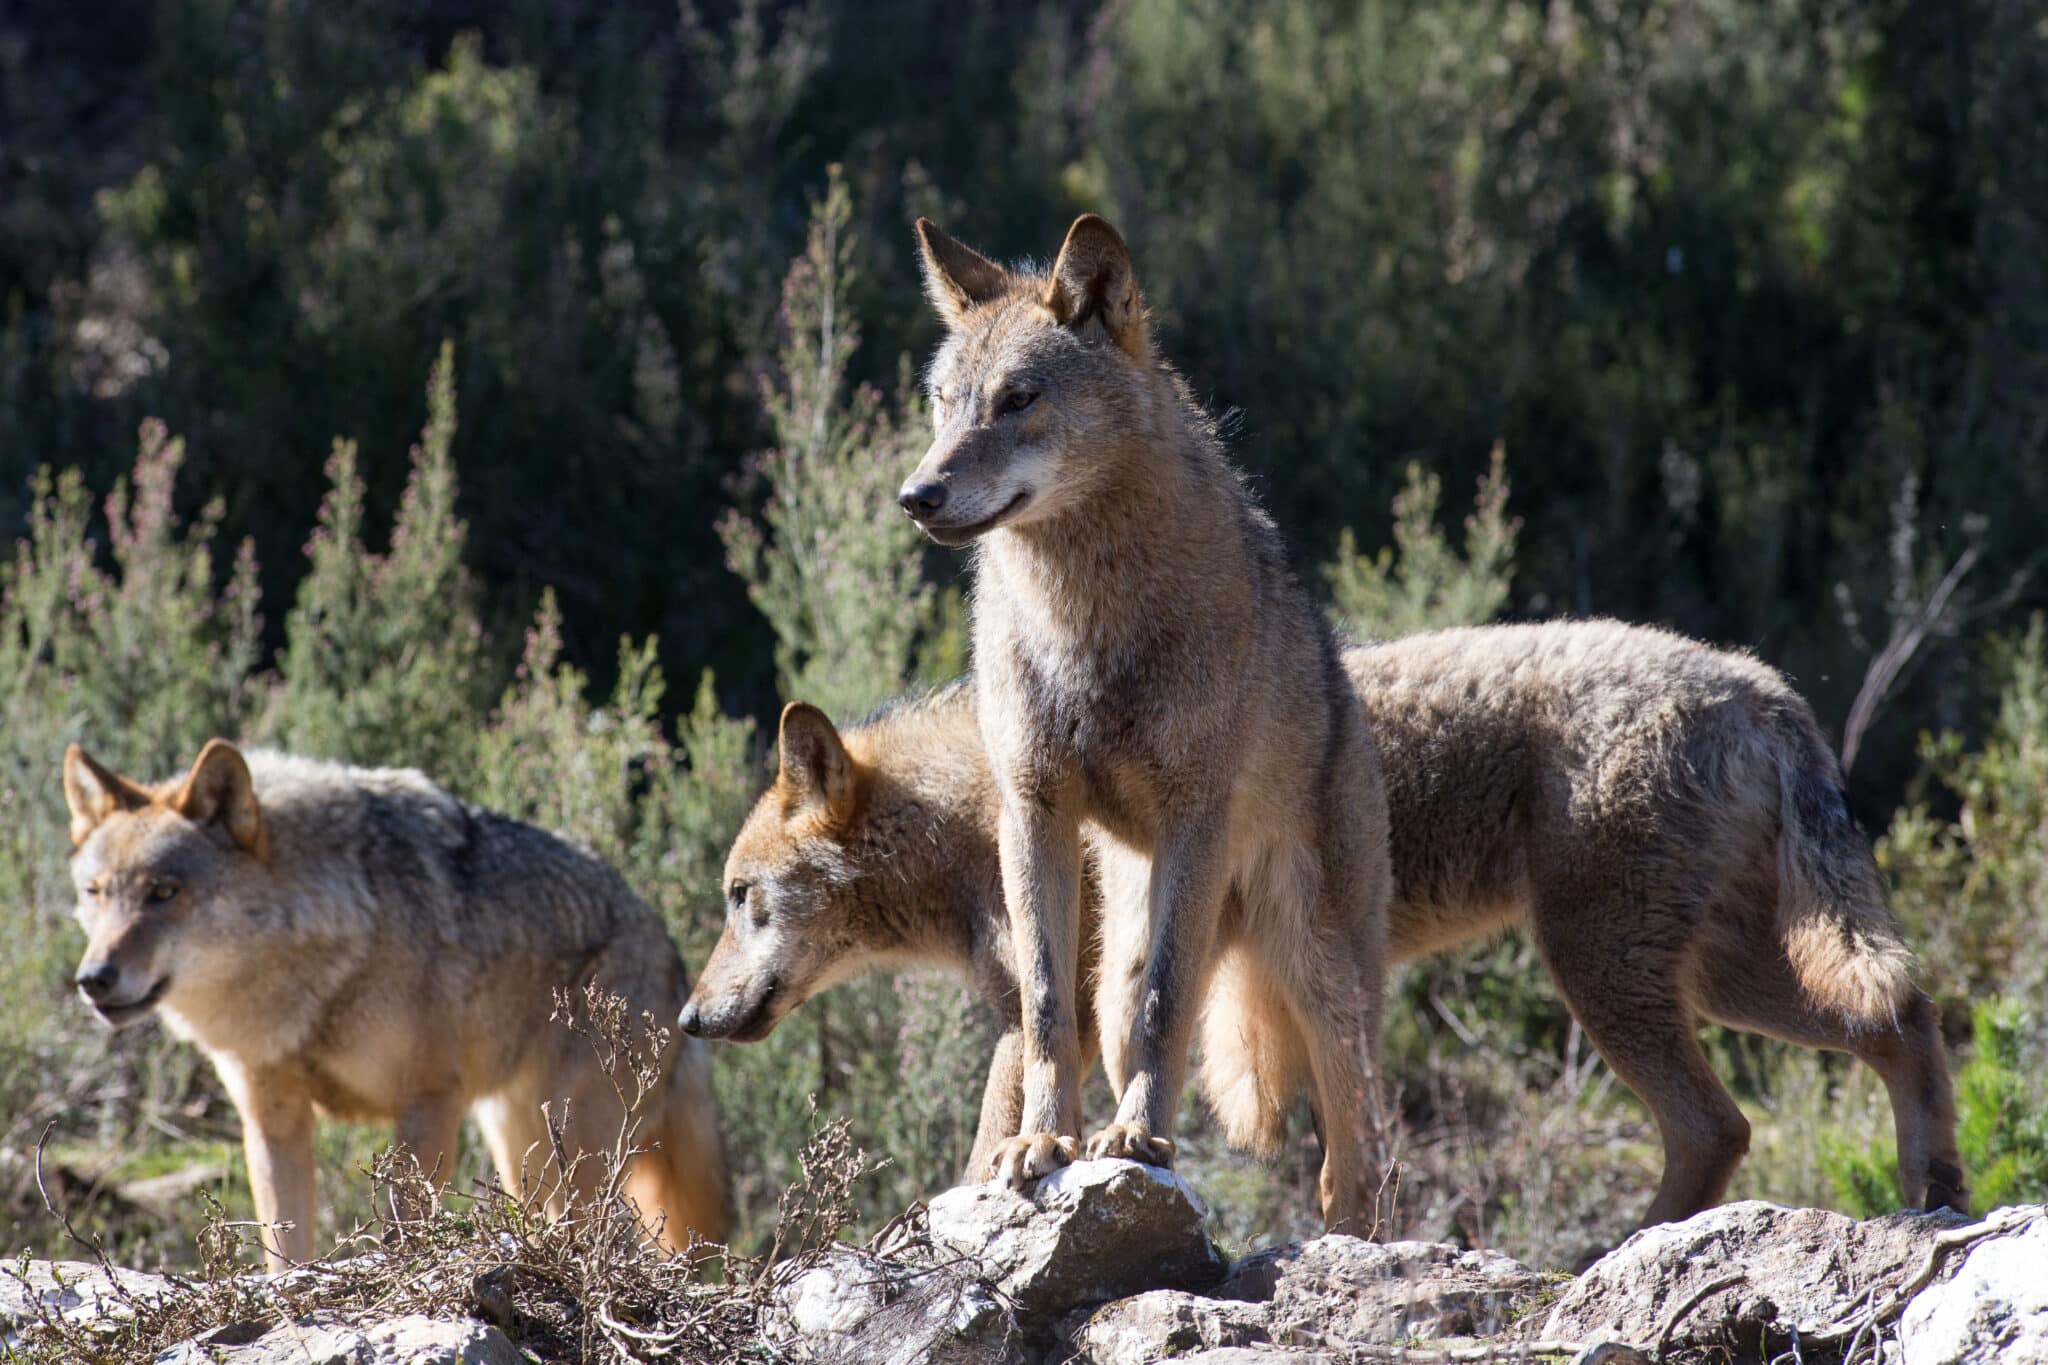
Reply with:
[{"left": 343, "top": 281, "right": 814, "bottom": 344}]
[
  {"left": 716, "top": 166, "right": 939, "bottom": 722},
  {"left": 1797, "top": 621, "right": 2048, "bottom": 1216},
  {"left": 1882, "top": 617, "right": 2048, "bottom": 1015},
  {"left": 1325, "top": 442, "right": 1519, "bottom": 640},
  {"left": 270, "top": 342, "right": 490, "bottom": 776}
]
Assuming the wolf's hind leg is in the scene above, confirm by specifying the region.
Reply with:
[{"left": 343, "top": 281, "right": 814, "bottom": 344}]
[
  {"left": 1693, "top": 944, "right": 1964, "bottom": 1213},
  {"left": 1090, "top": 838, "right": 1153, "bottom": 1100},
  {"left": 1261, "top": 846, "right": 1388, "bottom": 1237},
  {"left": 1534, "top": 887, "right": 1751, "bottom": 1233}
]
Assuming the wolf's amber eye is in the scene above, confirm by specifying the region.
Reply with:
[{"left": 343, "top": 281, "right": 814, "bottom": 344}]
[
  {"left": 1001, "top": 390, "right": 1038, "bottom": 415},
  {"left": 82, "top": 882, "right": 101, "bottom": 899},
  {"left": 148, "top": 881, "right": 179, "bottom": 903},
  {"left": 726, "top": 882, "right": 751, "bottom": 912}
]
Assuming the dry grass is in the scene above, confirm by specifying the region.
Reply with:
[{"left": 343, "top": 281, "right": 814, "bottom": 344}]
[{"left": 2, "top": 988, "right": 885, "bottom": 1364}]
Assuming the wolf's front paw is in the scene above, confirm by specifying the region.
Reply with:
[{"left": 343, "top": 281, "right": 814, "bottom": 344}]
[
  {"left": 987, "top": 1132, "right": 1079, "bottom": 1188},
  {"left": 1085, "top": 1121, "right": 1175, "bottom": 1167}
]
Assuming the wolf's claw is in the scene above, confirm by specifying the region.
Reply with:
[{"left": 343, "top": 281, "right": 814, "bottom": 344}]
[
  {"left": 987, "top": 1132, "right": 1079, "bottom": 1187},
  {"left": 1084, "top": 1122, "right": 1175, "bottom": 1167}
]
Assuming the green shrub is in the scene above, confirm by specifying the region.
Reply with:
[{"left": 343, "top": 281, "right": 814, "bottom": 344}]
[
  {"left": 716, "top": 165, "right": 938, "bottom": 722},
  {"left": 1882, "top": 617, "right": 2048, "bottom": 1015},
  {"left": 270, "top": 342, "right": 491, "bottom": 775},
  {"left": 1325, "top": 442, "right": 1519, "bottom": 640}
]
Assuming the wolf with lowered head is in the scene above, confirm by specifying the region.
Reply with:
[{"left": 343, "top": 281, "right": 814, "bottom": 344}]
[
  {"left": 686, "top": 622, "right": 1965, "bottom": 1247},
  {"left": 63, "top": 739, "right": 727, "bottom": 1270},
  {"left": 892, "top": 212, "right": 1392, "bottom": 1231}
]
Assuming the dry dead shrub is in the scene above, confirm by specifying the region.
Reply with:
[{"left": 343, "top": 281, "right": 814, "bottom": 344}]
[{"left": 4, "top": 986, "right": 883, "bottom": 1363}]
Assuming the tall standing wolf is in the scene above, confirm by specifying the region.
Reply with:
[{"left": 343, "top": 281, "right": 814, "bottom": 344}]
[
  {"left": 894, "top": 213, "right": 1393, "bottom": 1230},
  {"left": 63, "top": 740, "right": 728, "bottom": 1270}
]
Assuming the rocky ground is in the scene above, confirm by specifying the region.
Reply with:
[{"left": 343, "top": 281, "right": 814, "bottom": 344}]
[{"left": 4, "top": 1160, "right": 2042, "bottom": 1363}]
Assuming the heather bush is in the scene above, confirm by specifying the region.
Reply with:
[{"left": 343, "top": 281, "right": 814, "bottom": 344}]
[
  {"left": 269, "top": 343, "right": 491, "bottom": 776},
  {"left": 1325, "top": 442, "right": 1519, "bottom": 641},
  {"left": 711, "top": 171, "right": 993, "bottom": 1237}
]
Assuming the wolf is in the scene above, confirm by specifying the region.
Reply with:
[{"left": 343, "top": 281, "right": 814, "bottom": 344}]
[
  {"left": 683, "top": 621, "right": 1965, "bottom": 1238},
  {"left": 63, "top": 739, "right": 728, "bottom": 1271},
  {"left": 890, "top": 212, "right": 1394, "bottom": 1231}
]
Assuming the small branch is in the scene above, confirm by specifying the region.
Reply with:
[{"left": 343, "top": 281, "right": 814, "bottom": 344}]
[
  {"left": 1657, "top": 1273, "right": 1745, "bottom": 1358},
  {"left": 1842, "top": 531, "right": 1983, "bottom": 775}
]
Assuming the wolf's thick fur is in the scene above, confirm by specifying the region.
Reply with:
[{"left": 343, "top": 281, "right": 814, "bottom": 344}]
[
  {"left": 895, "top": 214, "right": 1393, "bottom": 1229},
  {"left": 64, "top": 740, "right": 728, "bottom": 1270},
  {"left": 685, "top": 621, "right": 1964, "bottom": 1235}
]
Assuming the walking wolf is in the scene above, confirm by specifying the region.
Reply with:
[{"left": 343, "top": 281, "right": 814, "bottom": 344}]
[{"left": 65, "top": 739, "right": 728, "bottom": 1269}]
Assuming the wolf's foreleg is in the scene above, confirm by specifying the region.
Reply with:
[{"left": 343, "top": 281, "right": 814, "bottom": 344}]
[
  {"left": 391, "top": 1093, "right": 465, "bottom": 1225},
  {"left": 221, "top": 1060, "right": 318, "bottom": 1272},
  {"left": 985, "top": 793, "right": 1085, "bottom": 1186},
  {"left": 1088, "top": 800, "right": 1230, "bottom": 1168}
]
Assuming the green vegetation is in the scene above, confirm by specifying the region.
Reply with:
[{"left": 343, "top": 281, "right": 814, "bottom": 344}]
[{"left": 0, "top": 0, "right": 2042, "bottom": 1276}]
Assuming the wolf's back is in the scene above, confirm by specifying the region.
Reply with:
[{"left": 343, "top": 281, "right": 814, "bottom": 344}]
[{"left": 243, "top": 749, "right": 682, "bottom": 988}]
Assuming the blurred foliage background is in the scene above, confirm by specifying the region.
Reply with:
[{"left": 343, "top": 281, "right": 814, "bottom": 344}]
[{"left": 2, "top": 0, "right": 2044, "bottom": 1272}]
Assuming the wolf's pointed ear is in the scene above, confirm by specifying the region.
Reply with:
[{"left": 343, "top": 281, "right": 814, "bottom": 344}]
[
  {"left": 777, "top": 702, "right": 856, "bottom": 819},
  {"left": 916, "top": 218, "right": 1010, "bottom": 328},
  {"left": 169, "top": 740, "right": 267, "bottom": 859},
  {"left": 63, "top": 745, "right": 151, "bottom": 846},
  {"left": 1045, "top": 214, "right": 1148, "bottom": 362}
]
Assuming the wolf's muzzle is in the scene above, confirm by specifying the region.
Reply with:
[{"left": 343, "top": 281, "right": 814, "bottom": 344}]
[
  {"left": 679, "top": 976, "right": 781, "bottom": 1042},
  {"left": 84, "top": 973, "right": 170, "bottom": 1027},
  {"left": 904, "top": 489, "right": 1031, "bottom": 547}
]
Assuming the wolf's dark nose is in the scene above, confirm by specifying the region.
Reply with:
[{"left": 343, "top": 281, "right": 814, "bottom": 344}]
[
  {"left": 678, "top": 1001, "right": 703, "bottom": 1037},
  {"left": 76, "top": 963, "right": 120, "bottom": 1001},
  {"left": 898, "top": 481, "right": 947, "bottom": 519}
]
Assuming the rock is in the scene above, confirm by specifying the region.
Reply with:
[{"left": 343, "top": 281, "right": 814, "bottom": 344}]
[
  {"left": 1169, "top": 1350, "right": 1343, "bottom": 1363},
  {"left": 1568, "top": 1345, "right": 1652, "bottom": 1365},
  {"left": 1218, "top": 1235, "right": 1552, "bottom": 1345},
  {"left": 1900, "top": 1206, "right": 2048, "bottom": 1364},
  {"left": 1543, "top": 1200, "right": 1973, "bottom": 1358},
  {"left": 766, "top": 1247, "right": 1023, "bottom": 1365},
  {"left": 926, "top": 1159, "right": 1223, "bottom": 1316},
  {"left": 155, "top": 1312, "right": 527, "bottom": 1364},
  {"left": 1064, "top": 1288, "right": 1271, "bottom": 1363},
  {"left": 0, "top": 1258, "right": 174, "bottom": 1335}
]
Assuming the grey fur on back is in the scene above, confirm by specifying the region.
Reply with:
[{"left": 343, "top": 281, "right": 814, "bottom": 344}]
[
  {"left": 146, "top": 750, "right": 689, "bottom": 1097},
  {"left": 1342, "top": 619, "right": 1911, "bottom": 1014},
  {"left": 241, "top": 750, "right": 669, "bottom": 974}
]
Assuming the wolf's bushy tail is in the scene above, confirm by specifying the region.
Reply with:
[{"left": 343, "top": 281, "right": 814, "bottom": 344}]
[
  {"left": 1773, "top": 716, "right": 1916, "bottom": 1025},
  {"left": 624, "top": 1043, "right": 730, "bottom": 1253},
  {"left": 1198, "top": 949, "right": 1306, "bottom": 1159}
]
